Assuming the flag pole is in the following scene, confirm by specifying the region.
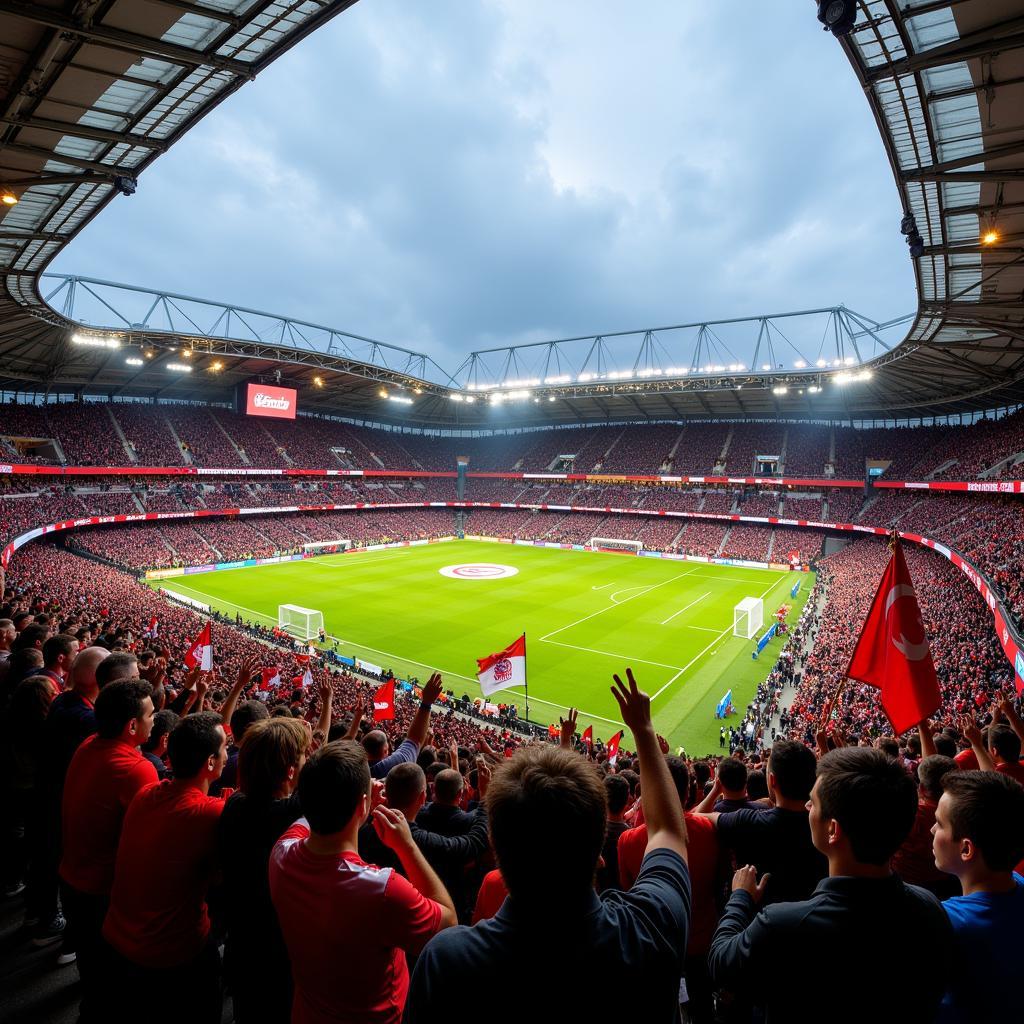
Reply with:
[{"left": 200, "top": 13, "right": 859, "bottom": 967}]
[{"left": 522, "top": 632, "right": 530, "bottom": 724}]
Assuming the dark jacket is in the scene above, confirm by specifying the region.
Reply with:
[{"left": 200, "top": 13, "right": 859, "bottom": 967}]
[{"left": 708, "top": 874, "right": 953, "bottom": 1023}]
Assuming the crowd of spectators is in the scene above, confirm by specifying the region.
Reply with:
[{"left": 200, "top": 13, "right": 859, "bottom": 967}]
[
  {"left": 719, "top": 525, "right": 773, "bottom": 563},
  {"left": 4, "top": 401, "right": 1024, "bottom": 480},
  {"left": 2, "top": 532, "right": 1020, "bottom": 1023}
]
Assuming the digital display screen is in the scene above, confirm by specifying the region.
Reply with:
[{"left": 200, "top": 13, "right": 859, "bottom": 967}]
[{"left": 245, "top": 383, "right": 297, "bottom": 420}]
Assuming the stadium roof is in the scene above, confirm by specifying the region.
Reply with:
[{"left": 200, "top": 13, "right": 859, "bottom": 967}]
[{"left": 1, "top": 0, "right": 1023, "bottom": 429}]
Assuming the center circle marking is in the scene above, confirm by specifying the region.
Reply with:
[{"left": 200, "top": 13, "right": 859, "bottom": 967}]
[{"left": 439, "top": 562, "right": 519, "bottom": 580}]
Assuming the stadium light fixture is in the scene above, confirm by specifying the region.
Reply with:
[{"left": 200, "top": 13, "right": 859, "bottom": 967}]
[
  {"left": 210, "top": 360, "right": 224, "bottom": 373},
  {"left": 808, "top": 385, "right": 821, "bottom": 394},
  {"left": 166, "top": 362, "right": 191, "bottom": 373},
  {"left": 794, "top": 359, "right": 806, "bottom": 368},
  {"left": 548, "top": 395, "right": 557, "bottom": 402},
  {"left": 450, "top": 394, "right": 464, "bottom": 402},
  {"left": 378, "top": 388, "right": 389, "bottom": 398},
  {"left": 1, "top": 189, "right": 17, "bottom": 206},
  {"left": 816, "top": 0, "right": 857, "bottom": 36},
  {"left": 982, "top": 229, "right": 999, "bottom": 246},
  {"left": 72, "top": 333, "right": 120, "bottom": 349},
  {"left": 465, "top": 395, "right": 476, "bottom": 404},
  {"left": 816, "top": 358, "right": 827, "bottom": 368},
  {"left": 125, "top": 357, "right": 143, "bottom": 367},
  {"left": 413, "top": 387, "right": 423, "bottom": 395},
  {"left": 772, "top": 386, "right": 788, "bottom": 395},
  {"left": 312, "top": 375, "right": 323, "bottom": 387},
  {"left": 387, "top": 395, "right": 414, "bottom": 405}
]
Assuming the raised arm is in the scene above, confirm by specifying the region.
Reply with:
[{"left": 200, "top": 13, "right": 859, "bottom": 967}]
[
  {"left": 311, "top": 675, "right": 334, "bottom": 749},
  {"left": 406, "top": 673, "right": 443, "bottom": 749},
  {"left": 559, "top": 707, "right": 578, "bottom": 750},
  {"left": 610, "top": 668, "right": 687, "bottom": 863},
  {"left": 996, "top": 694, "right": 1024, "bottom": 745},
  {"left": 918, "top": 720, "right": 937, "bottom": 759},
  {"left": 373, "top": 805, "right": 457, "bottom": 929},
  {"left": 342, "top": 703, "right": 365, "bottom": 741},
  {"left": 220, "top": 655, "right": 256, "bottom": 729},
  {"left": 957, "top": 714, "right": 995, "bottom": 772}
]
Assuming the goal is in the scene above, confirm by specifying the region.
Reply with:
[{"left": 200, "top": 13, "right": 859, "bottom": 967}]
[
  {"left": 279, "top": 604, "right": 324, "bottom": 642},
  {"left": 590, "top": 537, "right": 642, "bottom": 554},
  {"left": 303, "top": 539, "right": 352, "bottom": 555},
  {"left": 733, "top": 597, "right": 764, "bottom": 640}
]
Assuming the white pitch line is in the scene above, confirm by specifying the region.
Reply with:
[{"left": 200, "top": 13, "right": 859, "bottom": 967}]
[
  {"left": 610, "top": 584, "right": 657, "bottom": 604},
  {"left": 650, "top": 570, "right": 795, "bottom": 702},
  {"left": 660, "top": 592, "right": 710, "bottom": 626},
  {"left": 540, "top": 567, "right": 698, "bottom": 641},
  {"left": 156, "top": 581, "right": 626, "bottom": 727},
  {"left": 683, "top": 625, "right": 724, "bottom": 634},
  {"left": 591, "top": 582, "right": 616, "bottom": 591},
  {"left": 540, "top": 638, "right": 684, "bottom": 672}
]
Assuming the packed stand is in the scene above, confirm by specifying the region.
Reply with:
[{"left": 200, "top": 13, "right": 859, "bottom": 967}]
[{"left": 109, "top": 405, "right": 187, "bottom": 466}]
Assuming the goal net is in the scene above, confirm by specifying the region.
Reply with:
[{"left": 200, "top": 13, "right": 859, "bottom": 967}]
[
  {"left": 279, "top": 604, "right": 324, "bottom": 641},
  {"left": 303, "top": 539, "right": 352, "bottom": 554},
  {"left": 590, "top": 537, "right": 642, "bottom": 554},
  {"left": 733, "top": 597, "right": 764, "bottom": 640}
]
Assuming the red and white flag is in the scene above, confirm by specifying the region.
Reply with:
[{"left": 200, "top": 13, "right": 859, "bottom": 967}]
[
  {"left": 300, "top": 666, "right": 314, "bottom": 689},
  {"left": 581, "top": 725, "right": 593, "bottom": 750},
  {"left": 606, "top": 730, "right": 624, "bottom": 767},
  {"left": 184, "top": 622, "right": 213, "bottom": 671},
  {"left": 373, "top": 679, "right": 396, "bottom": 721},
  {"left": 846, "top": 540, "right": 940, "bottom": 734},
  {"left": 260, "top": 667, "right": 281, "bottom": 692},
  {"left": 295, "top": 653, "right": 310, "bottom": 665},
  {"left": 476, "top": 634, "right": 527, "bottom": 697},
  {"left": 147, "top": 616, "right": 159, "bottom": 638}
]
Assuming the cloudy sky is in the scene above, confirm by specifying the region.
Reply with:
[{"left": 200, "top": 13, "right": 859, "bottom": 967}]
[{"left": 52, "top": 0, "right": 914, "bottom": 370}]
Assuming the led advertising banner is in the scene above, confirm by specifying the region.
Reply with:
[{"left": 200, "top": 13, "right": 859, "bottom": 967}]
[{"left": 245, "top": 382, "right": 297, "bottom": 419}]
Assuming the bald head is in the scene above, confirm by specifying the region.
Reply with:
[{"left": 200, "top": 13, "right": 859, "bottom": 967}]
[{"left": 69, "top": 646, "right": 109, "bottom": 702}]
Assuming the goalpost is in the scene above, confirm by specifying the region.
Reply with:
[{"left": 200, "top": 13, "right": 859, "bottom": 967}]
[
  {"left": 303, "top": 539, "right": 352, "bottom": 555},
  {"left": 733, "top": 597, "right": 764, "bottom": 640},
  {"left": 278, "top": 604, "right": 325, "bottom": 642},
  {"left": 590, "top": 537, "right": 643, "bottom": 554}
]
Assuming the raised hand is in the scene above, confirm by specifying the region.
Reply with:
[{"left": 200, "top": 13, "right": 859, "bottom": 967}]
[
  {"left": 559, "top": 707, "right": 578, "bottom": 748},
  {"left": 372, "top": 805, "right": 415, "bottom": 852},
  {"left": 370, "top": 778, "right": 386, "bottom": 811},
  {"left": 421, "top": 672, "right": 443, "bottom": 705},
  {"left": 732, "top": 865, "right": 770, "bottom": 904},
  {"left": 236, "top": 655, "right": 257, "bottom": 690},
  {"left": 317, "top": 674, "right": 334, "bottom": 705},
  {"left": 610, "top": 668, "right": 652, "bottom": 736},
  {"left": 476, "top": 759, "right": 492, "bottom": 798},
  {"left": 957, "top": 714, "right": 983, "bottom": 748}
]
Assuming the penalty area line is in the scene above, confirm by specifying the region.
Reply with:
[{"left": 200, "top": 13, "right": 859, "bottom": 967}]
[
  {"left": 659, "top": 592, "right": 710, "bottom": 626},
  {"left": 649, "top": 569, "right": 795, "bottom": 702}
]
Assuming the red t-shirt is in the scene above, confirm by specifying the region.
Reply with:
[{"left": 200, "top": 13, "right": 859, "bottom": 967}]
[
  {"left": 471, "top": 868, "right": 509, "bottom": 924},
  {"left": 618, "top": 813, "right": 720, "bottom": 955},
  {"left": 892, "top": 799, "right": 945, "bottom": 886},
  {"left": 60, "top": 735, "right": 158, "bottom": 895},
  {"left": 268, "top": 820, "right": 443, "bottom": 1024},
  {"left": 102, "top": 780, "right": 224, "bottom": 967}
]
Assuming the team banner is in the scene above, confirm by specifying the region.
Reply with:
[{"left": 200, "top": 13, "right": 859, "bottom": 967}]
[{"left": 476, "top": 633, "right": 527, "bottom": 696}]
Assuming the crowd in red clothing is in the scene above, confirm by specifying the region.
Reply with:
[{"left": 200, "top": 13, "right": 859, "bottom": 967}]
[
  {"left": 5, "top": 400, "right": 1024, "bottom": 477},
  {"left": 1, "top": 532, "right": 1021, "bottom": 1023}
]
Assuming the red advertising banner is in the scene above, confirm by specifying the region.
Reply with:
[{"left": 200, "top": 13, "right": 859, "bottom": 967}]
[{"left": 245, "top": 383, "right": 297, "bottom": 419}]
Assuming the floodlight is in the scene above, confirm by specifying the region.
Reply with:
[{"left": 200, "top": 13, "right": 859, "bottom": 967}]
[
  {"left": 1, "top": 189, "right": 17, "bottom": 206},
  {"left": 816, "top": 0, "right": 856, "bottom": 36},
  {"left": 125, "top": 357, "right": 143, "bottom": 367}
]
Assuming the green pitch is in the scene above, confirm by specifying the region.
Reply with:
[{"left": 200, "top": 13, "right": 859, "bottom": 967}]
[{"left": 151, "top": 540, "right": 813, "bottom": 755}]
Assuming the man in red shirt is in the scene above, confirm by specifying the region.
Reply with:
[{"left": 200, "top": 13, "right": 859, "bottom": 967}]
[
  {"left": 269, "top": 739, "right": 456, "bottom": 1024},
  {"left": 102, "top": 711, "right": 229, "bottom": 1024},
  {"left": 60, "top": 680, "right": 156, "bottom": 1022}
]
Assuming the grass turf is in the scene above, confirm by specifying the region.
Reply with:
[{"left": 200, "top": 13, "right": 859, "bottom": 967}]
[{"left": 150, "top": 539, "right": 813, "bottom": 756}]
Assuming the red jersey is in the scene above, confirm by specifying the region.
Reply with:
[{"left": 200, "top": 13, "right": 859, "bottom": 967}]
[
  {"left": 471, "top": 868, "right": 509, "bottom": 924},
  {"left": 60, "top": 735, "right": 157, "bottom": 894},
  {"left": 103, "top": 780, "right": 224, "bottom": 967},
  {"left": 618, "top": 813, "right": 720, "bottom": 955},
  {"left": 268, "top": 820, "right": 443, "bottom": 1024}
]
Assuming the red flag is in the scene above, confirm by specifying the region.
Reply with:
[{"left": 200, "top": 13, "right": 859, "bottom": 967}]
[
  {"left": 606, "top": 730, "right": 624, "bottom": 767},
  {"left": 581, "top": 725, "right": 593, "bottom": 749},
  {"left": 260, "top": 667, "right": 281, "bottom": 692},
  {"left": 183, "top": 622, "right": 213, "bottom": 671},
  {"left": 373, "top": 679, "right": 395, "bottom": 721},
  {"left": 295, "top": 654, "right": 310, "bottom": 665},
  {"left": 147, "top": 616, "right": 159, "bottom": 638},
  {"left": 846, "top": 541, "right": 940, "bottom": 734}
]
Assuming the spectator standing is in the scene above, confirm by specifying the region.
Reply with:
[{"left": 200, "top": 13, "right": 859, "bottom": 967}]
[
  {"left": 218, "top": 717, "right": 311, "bottom": 1024},
  {"left": 406, "top": 669, "right": 690, "bottom": 1024},
  {"left": 59, "top": 681, "right": 156, "bottom": 1021},
  {"left": 364, "top": 674, "right": 442, "bottom": 779},
  {"left": 708, "top": 748, "right": 953, "bottom": 1022},
  {"left": 932, "top": 770, "right": 1024, "bottom": 1023},
  {"left": 102, "top": 712, "right": 229, "bottom": 1024},
  {"left": 269, "top": 740, "right": 456, "bottom": 1024}
]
